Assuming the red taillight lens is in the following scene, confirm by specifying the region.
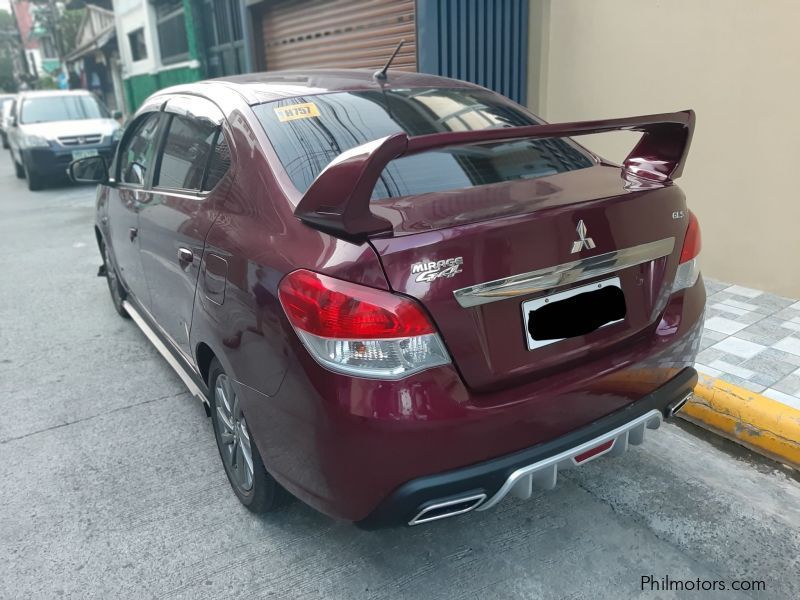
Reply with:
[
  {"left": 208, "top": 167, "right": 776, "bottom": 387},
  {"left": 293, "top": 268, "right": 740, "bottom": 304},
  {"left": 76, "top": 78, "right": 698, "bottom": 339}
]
[
  {"left": 278, "top": 269, "right": 435, "bottom": 339},
  {"left": 679, "top": 211, "right": 701, "bottom": 263}
]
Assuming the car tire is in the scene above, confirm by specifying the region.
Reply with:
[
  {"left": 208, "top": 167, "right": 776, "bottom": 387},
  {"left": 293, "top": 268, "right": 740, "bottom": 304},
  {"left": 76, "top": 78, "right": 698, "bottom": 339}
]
[
  {"left": 12, "top": 153, "right": 24, "bottom": 179},
  {"left": 100, "top": 239, "right": 129, "bottom": 318},
  {"left": 24, "top": 161, "right": 44, "bottom": 191},
  {"left": 209, "top": 359, "right": 290, "bottom": 513}
]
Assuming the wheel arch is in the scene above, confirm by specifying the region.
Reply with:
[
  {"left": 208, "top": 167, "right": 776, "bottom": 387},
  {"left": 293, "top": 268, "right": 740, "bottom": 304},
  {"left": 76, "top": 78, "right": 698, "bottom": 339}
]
[{"left": 196, "top": 341, "right": 217, "bottom": 386}]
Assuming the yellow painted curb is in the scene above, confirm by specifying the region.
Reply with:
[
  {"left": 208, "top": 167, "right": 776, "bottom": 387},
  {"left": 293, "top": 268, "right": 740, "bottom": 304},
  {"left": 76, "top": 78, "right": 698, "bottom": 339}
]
[{"left": 680, "top": 373, "right": 800, "bottom": 469}]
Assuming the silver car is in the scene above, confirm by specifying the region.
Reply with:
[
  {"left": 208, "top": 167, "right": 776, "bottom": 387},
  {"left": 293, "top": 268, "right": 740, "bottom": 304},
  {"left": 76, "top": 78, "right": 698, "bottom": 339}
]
[{"left": 7, "top": 90, "right": 122, "bottom": 191}]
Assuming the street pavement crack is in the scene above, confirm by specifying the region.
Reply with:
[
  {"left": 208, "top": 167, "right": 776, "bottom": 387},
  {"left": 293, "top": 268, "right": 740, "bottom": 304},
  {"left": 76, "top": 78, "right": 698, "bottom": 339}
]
[{"left": 0, "top": 391, "right": 189, "bottom": 445}]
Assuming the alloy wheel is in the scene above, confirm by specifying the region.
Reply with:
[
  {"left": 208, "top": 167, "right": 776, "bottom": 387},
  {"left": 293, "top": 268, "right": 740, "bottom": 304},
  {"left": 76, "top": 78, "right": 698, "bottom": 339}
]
[{"left": 213, "top": 373, "right": 254, "bottom": 492}]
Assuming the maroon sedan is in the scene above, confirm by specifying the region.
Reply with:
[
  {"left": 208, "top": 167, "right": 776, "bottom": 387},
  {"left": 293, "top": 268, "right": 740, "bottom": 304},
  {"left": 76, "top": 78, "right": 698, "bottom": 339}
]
[{"left": 69, "top": 70, "right": 704, "bottom": 527}]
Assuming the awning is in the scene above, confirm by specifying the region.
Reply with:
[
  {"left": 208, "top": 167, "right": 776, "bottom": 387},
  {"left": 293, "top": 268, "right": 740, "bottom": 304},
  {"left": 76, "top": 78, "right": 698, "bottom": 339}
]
[{"left": 66, "top": 28, "right": 116, "bottom": 62}]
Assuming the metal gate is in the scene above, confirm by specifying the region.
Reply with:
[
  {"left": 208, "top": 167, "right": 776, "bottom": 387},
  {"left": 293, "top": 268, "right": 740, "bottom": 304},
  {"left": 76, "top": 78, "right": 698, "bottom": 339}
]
[
  {"left": 202, "top": 0, "right": 248, "bottom": 77},
  {"left": 416, "top": 0, "right": 529, "bottom": 105},
  {"left": 257, "top": 0, "right": 416, "bottom": 71}
]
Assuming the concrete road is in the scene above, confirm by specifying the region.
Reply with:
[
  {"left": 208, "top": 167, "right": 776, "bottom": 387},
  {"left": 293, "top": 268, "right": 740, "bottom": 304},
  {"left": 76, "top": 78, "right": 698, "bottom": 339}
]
[{"left": 1, "top": 158, "right": 799, "bottom": 600}]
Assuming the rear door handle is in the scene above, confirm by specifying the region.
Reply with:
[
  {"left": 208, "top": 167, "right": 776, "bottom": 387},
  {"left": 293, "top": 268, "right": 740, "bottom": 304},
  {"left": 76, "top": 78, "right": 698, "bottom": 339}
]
[{"left": 178, "top": 247, "right": 194, "bottom": 266}]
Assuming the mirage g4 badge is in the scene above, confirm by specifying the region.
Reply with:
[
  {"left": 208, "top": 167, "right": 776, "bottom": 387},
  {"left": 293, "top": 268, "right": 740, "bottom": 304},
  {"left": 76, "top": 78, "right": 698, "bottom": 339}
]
[
  {"left": 411, "top": 257, "right": 464, "bottom": 283},
  {"left": 570, "top": 220, "right": 596, "bottom": 253}
]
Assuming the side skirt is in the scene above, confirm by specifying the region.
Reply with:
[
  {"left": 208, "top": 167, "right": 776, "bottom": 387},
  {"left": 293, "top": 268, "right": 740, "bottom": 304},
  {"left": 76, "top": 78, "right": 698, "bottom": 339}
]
[{"left": 122, "top": 299, "right": 210, "bottom": 407}]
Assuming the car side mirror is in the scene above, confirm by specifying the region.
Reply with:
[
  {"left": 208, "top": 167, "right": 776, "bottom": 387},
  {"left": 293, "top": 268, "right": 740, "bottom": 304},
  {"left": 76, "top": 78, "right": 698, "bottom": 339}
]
[{"left": 68, "top": 156, "right": 109, "bottom": 184}]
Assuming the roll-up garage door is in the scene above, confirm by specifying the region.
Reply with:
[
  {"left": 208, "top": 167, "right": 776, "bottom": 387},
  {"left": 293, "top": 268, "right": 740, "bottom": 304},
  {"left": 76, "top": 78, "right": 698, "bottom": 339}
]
[{"left": 259, "top": 0, "right": 416, "bottom": 71}]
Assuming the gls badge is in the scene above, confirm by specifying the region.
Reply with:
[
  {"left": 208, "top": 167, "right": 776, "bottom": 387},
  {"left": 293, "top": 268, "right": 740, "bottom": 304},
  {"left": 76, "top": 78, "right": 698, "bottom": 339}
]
[{"left": 411, "top": 257, "right": 464, "bottom": 283}]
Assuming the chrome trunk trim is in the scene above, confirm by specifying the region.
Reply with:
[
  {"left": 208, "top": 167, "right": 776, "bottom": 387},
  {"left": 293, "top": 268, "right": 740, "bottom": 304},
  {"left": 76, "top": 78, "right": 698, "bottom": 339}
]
[
  {"left": 476, "top": 409, "right": 663, "bottom": 511},
  {"left": 453, "top": 237, "right": 675, "bottom": 308}
]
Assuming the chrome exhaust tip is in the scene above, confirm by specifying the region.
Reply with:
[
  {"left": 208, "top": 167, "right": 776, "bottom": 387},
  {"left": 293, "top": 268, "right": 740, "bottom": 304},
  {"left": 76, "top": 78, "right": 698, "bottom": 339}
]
[
  {"left": 408, "top": 493, "right": 487, "bottom": 526},
  {"left": 666, "top": 392, "right": 693, "bottom": 419}
]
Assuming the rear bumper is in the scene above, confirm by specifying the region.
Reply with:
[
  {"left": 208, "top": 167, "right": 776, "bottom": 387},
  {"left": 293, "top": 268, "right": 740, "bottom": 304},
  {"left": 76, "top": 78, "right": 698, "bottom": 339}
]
[
  {"left": 241, "top": 279, "right": 705, "bottom": 523},
  {"left": 358, "top": 367, "right": 697, "bottom": 529}
]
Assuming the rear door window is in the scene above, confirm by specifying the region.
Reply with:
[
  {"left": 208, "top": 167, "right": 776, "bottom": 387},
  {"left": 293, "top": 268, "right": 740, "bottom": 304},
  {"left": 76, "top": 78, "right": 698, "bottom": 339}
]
[
  {"left": 202, "top": 134, "right": 231, "bottom": 191},
  {"left": 254, "top": 88, "right": 593, "bottom": 200},
  {"left": 118, "top": 112, "right": 163, "bottom": 186},
  {"left": 154, "top": 114, "right": 218, "bottom": 192}
]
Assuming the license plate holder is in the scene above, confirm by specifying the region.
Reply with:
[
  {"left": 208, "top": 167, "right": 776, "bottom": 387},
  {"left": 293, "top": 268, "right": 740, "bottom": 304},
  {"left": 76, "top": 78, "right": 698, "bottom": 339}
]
[
  {"left": 521, "top": 277, "right": 626, "bottom": 351},
  {"left": 72, "top": 149, "right": 99, "bottom": 160}
]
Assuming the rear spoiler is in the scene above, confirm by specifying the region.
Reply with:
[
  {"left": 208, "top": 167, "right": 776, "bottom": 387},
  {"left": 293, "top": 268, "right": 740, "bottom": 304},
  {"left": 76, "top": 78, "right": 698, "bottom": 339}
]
[{"left": 295, "top": 110, "right": 695, "bottom": 239}]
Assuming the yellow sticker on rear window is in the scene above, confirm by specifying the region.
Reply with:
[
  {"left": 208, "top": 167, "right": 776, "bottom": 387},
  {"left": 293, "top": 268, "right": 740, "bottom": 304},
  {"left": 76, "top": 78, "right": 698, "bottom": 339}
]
[{"left": 274, "top": 103, "right": 320, "bottom": 122}]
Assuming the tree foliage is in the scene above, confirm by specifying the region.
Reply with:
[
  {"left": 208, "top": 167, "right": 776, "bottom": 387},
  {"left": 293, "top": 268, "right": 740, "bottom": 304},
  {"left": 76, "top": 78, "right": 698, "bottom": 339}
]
[{"left": 0, "top": 9, "right": 19, "bottom": 92}]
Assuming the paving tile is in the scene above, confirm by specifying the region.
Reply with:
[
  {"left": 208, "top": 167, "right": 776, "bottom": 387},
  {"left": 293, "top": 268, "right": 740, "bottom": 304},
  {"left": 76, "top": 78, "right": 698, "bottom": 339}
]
[
  {"left": 697, "top": 336, "right": 718, "bottom": 352},
  {"left": 774, "top": 307, "right": 800, "bottom": 321},
  {"left": 703, "top": 278, "right": 730, "bottom": 296},
  {"left": 773, "top": 336, "right": 800, "bottom": 357},
  {"left": 736, "top": 318, "right": 796, "bottom": 346},
  {"left": 700, "top": 329, "right": 727, "bottom": 342},
  {"left": 772, "top": 373, "right": 800, "bottom": 397},
  {"left": 709, "top": 359, "right": 755, "bottom": 380},
  {"left": 740, "top": 353, "right": 798, "bottom": 387},
  {"left": 725, "top": 284, "right": 763, "bottom": 299},
  {"left": 703, "top": 316, "right": 748, "bottom": 335},
  {"left": 780, "top": 321, "right": 800, "bottom": 332},
  {"left": 710, "top": 302, "right": 749, "bottom": 317},
  {"left": 718, "top": 372, "right": 766, "bottom": 393},
  {"left": 730, "top": 311, "right": 766, "bottom": 326},
  {"left": 747, "top": 293, "right": 796, "bottom": 313},
  {"left": 715, "top": 297, "right": 762, "bottom": 312},
  {"left": 708, "top": 292, "right": 772, "bottom": 315},
  {"left": 697, "top": 348, "right": 746, "bottom": 366},
  {"left": 694, "top": 362, "right": 722, "bottom": 378},
  {"left": 710, "top": 337, "right": 766, "bottom": 359},
  {"left": 763, "top": 388, "right": 800, "bottom": 411},
  {"left": 751, "top": 347, "right": 800, "bottom": 368}
]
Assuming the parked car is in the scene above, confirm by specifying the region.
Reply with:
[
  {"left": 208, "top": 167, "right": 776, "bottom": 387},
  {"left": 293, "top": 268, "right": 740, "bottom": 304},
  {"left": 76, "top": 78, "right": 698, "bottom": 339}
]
[
  {"left": 7, "top": 90, "right": 122, "bottom": 191},
  {"left": 0, "top": 94, "right": 15, "bottom": 149},
  {"left": 70, "top": 70, "right": 704, "bottom": 527}
]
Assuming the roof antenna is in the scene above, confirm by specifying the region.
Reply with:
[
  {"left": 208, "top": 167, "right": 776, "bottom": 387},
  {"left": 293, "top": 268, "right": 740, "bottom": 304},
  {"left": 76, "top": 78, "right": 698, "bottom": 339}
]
[{"left": 373, "top": 39, "right": 405, "bottom": 82}]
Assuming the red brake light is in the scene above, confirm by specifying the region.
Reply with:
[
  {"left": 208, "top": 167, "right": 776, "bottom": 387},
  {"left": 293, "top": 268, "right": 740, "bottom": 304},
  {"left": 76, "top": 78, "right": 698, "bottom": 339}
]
[
  {"left": 278, "top": 269, "right": 435, "bottom": 339},
  {"left": 679, "top": 211, "right": 701, "bottom": 263}
]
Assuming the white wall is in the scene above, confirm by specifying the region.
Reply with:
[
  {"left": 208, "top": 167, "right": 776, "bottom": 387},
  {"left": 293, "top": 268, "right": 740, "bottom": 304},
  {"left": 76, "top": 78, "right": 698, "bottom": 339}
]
[
  {"left": 113, "top": 0, "right": 160, "bottom": 78},
  {"left": 529, "top": 0, "right": 800, "bottom": 298}
]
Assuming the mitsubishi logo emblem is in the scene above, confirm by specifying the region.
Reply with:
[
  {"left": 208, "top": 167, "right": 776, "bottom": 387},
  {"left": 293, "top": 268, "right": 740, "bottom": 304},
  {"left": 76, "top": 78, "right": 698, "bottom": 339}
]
[{"left": 570, "top": 220, "right": 596, "bottom": 253}]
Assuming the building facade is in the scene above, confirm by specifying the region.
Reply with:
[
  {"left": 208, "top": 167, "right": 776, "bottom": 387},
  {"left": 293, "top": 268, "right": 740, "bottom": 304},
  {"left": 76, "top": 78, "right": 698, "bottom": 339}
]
[
  {"left": 10, "top": 0, "right": 60, "bottom": 82},
  {"left": 116, "top": 0, "right": 530, "bottom": 111},
  {"left": 66, "top": 5, "right": 126, "bottom": 113},
  {"left": 112, "top": 0, "right": 203, "bottom": 110}
]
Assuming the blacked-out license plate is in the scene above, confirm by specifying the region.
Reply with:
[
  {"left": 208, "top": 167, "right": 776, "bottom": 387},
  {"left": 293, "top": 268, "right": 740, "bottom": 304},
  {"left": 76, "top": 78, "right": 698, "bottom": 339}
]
[{"left": 521, "top": 277, "right": 626, "bottom": 351}]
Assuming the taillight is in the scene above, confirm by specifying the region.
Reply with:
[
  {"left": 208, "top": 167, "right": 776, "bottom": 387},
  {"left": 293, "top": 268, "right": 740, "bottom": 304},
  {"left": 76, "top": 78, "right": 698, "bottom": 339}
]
[
  {"left": 673, "top": 211, "right": 702, "bottom": 292},
  {"left": 679, "top": 211, "right": 701, "bottom": 263},
  {"left": 278, "top": 269, "right": 451, "bottom": 379}
]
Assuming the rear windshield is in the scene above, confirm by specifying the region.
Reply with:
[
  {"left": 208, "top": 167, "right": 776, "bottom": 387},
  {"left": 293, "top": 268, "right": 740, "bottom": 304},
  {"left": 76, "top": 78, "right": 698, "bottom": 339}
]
[
  {"left": 253, "top": 88, "right": 593, "bottom": 200},
  {"left": 20, "top": 94, "right": 108, "bottom": 125}
]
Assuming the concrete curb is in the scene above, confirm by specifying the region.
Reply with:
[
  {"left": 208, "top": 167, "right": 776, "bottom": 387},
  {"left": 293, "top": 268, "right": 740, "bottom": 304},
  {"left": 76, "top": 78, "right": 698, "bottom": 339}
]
[{"left": 680, "top": 373, "right": 800, "bottom": 469}]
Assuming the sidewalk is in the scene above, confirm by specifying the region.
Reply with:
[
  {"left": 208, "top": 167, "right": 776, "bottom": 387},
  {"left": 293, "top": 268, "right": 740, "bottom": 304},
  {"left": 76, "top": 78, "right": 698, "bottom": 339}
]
[
  {"left": 683, "top": 277, "right": 800, "bottom": 467},
  {"left": 697, "top": 278, "right": 800, "bottom": 408}
]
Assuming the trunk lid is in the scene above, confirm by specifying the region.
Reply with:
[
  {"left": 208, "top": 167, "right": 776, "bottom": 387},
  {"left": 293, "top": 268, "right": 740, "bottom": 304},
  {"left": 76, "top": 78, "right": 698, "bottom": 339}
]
[{"left": 369, "top": 165, "right": 690, "bottom": 390}]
